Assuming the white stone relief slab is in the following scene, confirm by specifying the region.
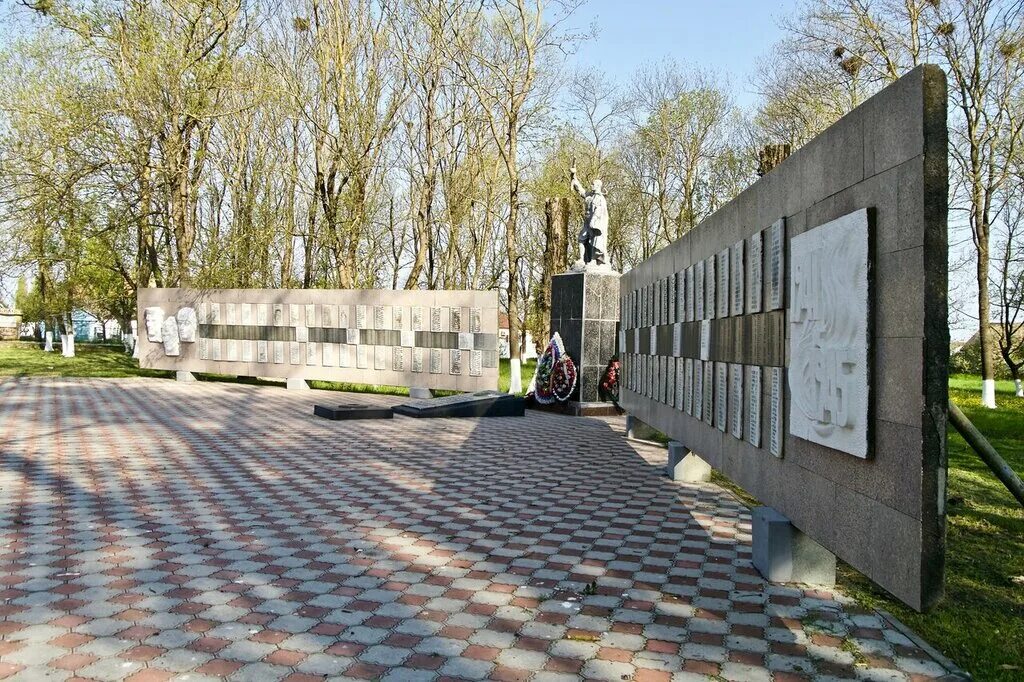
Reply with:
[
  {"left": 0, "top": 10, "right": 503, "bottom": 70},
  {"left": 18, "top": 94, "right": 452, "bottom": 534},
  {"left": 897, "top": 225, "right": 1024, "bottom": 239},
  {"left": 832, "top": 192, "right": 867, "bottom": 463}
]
[
  {"left": 694, "top": 360, "right": 704, "bottom": 420},
  {"left": 357, "top": 344, "right": 369, "bottom": 369},
  {"left": 731, "top": 240, "right": 745, "bottom": 317},
  {"left": 767, "top": 218, "right": 786, "bottom": 311},
  {"left": 144, "top": 307, "right": 165, "bottom": 342},
  {"left": 412, "top": 306, "right": 424, "bottom": 331},
  {"left": 374, "top": 346, "right": 387, "bottom": 370},
  {"left": 322, "top": 304, "right": 336, "bottom": 328},
  {"left": 176, "top": 307, "right": 197, "bottom": 342},
  {"left": 257, "top": 304, "right": 268, "bottom": 326},
  {"left": 209, "top": 339, "right": 222, "bottom": 361},
  {"left": 459, "top": 333, "right": 474, "bottom": 351},
  {"left": 257, "top": 340, "right": 268, "bottom": 364},
  {"left": 430, "top": 307, "right": 442, "bottom": 332},
  {"left": 788, "top": 208, "right": 870, "bottom": 458},
  {"left": 706, "top": 256, "right": 716, "bottom": 320},
  {"left": 295, "top": 326, "right": 308, "bottom": 343},
  {"left": 225, "top": 339, "right": 239, "bottom": 362},
  {"left": 393, "top": 346, "right": 405, "bottom": 372},
  {"left": 703, "top": 361, "right": 714, "bottom": 426},
  {"left": 685, "top": 358, "right": 694, "bottom": 415},
  {"left": 241, "top": 303, "right": 252, "bottom": 326},
  {"left": 374, "top": 305, "right": 386, "bottom": 330},
  {"left": 685, "top": 267, "right": 695, "bottom": 322},
  {"left": 668, "top": 357, "right": 677, "bottom": 407},
  {"left": 619, "top": 330, "right": 626, "bottom": 354},
  {"left": 356, "top": 305, "right": 367, "bottom": 329},
  {"left": 289, "top": 304, "right": 300, "bottom": 327},
  {"left": 695, "top": 261, "right": 705, "bottom": 320},
  {"left": 226, "top": 303, "right": 237, "bottom": 325},
  {"left": 470, "top": 308, "right": 482, "bottom": 333},
  {"left": 161, "top": 317, "right": 180, "bottom": 356},
  {"left": 430, "top": 348, "right": 442, "bottom": 374},
  {"left": 676, "top": 356, "right": 686, "bottom": 410},
  {"left": 671, "top": 272, "right": 679, "bottom": 323},
  {"left": 199, "top": 338, "right": 210, "bottom": 360},
  {"left": 346, "top": 328, "right": 359, "bottom": 345},
  {"left": 209, "top": 303, "right": 221, "bottom": 324},
  {"left": 717, "top": 249, "right": 730, "bottom": 319},
  {"left": 242, "top": 340, "right": 254, "bottom": 363},
  {"left": 450, "top": 307, "right": 462, "bottom": 333},
  {"left": 769, "top": 366, "right": 784, "bottom": 457},
  {"left": 273, "top": 341, "right": 284, "bottom": 364},
  {"left": 699, "top": 320, "right": 711, "bottom": 361},
  {"left": 393, "top": 306, "right": 404, "bottom": 330},
  {"left": 197, "top": 302, "right": 208, "bottom": 325},
  {"left": 272, "top": 304, "right": 283, "bottom": 326},
  {"left": 470, "top": 350, "right": 483, "bottom": 377},
  {"left": 747, "top": 366, "right": 762, "bottom": 448},
  {"left": 401, "top": 331, "right": 416, "bottom": 348},
  {"left": 338, "top": 305, "right": 350, "bottom": 328},
  {"left": 672, "top": 323, "right": 683, "bottom": 357},
  {"left": 450, "top": 349, "right": 462, "bottom": 375},
  {"left": 730, "top": 363, "right": 744, "bottom": 439},
  {"left": 748, "top": 231, "right": 763, "bottom": 314},
  {"left": 289, "top": 342, "right": 301, "bottom": 365},
  {"left": 322, "top": 342, "right": 335, "bottom": 366},
  {"left": 305, "top": 304, "right": 316, "bottom": 327},
  {"left": 339, "top": 344, "right": 351, "bottom": 368},
  {"left": 649, "top": 326, "right": 657, "bottom": 355},
  {"left": 412, "top": 347, "right": 424, "bottom": 373}
]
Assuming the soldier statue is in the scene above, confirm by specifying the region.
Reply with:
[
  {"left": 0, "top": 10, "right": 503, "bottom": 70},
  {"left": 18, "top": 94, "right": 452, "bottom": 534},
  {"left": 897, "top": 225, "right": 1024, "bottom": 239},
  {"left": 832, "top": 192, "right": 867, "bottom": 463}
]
[{"left": 569, "top": 165, "right": 611, "bottom": 271}]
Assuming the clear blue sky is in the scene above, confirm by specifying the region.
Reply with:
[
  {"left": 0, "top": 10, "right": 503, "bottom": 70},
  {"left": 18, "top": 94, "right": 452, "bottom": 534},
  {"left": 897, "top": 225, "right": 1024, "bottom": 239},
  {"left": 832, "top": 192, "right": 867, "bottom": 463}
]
[{"left": 567, "top": 0, "right": 802, "bottom": 108}]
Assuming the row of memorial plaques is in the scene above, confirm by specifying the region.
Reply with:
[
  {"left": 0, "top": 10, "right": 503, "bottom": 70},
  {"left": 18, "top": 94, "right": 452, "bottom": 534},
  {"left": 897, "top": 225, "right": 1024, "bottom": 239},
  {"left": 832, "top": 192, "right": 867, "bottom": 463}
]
[
  {"left": 624, "top": 354, "right": 784, "bottom": 457},
  {"left": 195, "top": 302, "right": 484, "bottom": 334},
  {"left": 195, "top": 339, "right": 484, "bottom": 376},
  {"left": 621, "top": 219, "right": 786, "bottom": 330}
]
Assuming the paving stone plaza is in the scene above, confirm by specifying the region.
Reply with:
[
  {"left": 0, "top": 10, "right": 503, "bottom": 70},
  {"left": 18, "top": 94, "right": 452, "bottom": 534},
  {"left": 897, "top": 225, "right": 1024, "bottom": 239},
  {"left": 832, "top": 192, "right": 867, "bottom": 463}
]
[{"left": 0, "top": 378, "right": 958, "bottom": 681}]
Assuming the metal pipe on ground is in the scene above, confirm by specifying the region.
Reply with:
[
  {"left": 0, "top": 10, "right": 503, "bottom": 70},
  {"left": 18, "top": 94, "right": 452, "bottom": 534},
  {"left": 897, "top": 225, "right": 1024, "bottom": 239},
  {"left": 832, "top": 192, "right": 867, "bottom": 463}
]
[{"left": 947, "top": 399, "right": 1024, "bottom": 507}]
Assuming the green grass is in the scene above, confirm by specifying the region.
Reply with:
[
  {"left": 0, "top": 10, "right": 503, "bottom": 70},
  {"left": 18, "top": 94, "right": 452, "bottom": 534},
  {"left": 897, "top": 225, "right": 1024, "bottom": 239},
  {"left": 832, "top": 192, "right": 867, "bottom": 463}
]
[
  {"left": 0, "top": 341, "right": 536, "bottom": 395},
  {"left": 3, "top": 342, "right": 1021, "bottom": 678}
]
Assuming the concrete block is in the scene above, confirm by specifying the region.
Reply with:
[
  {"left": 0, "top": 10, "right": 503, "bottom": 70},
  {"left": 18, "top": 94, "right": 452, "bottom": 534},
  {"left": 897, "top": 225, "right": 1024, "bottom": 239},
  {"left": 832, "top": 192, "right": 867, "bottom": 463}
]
[
  {"left": 626, "top": 415, "right": 660, "bottom": 442},
  {"left": 175, "top": 371, "right": 197, "bottom": 383},
  {"left": 752, "top": 507, "right": 836, "bottom": 586},
  {"left": 666, "top": 442, "right": 711, "bottom": 482},
  {"left": 286, "top": 378, "right": 310, "bottom": 390},
  {"left": 409, "top": 387, "right": 433, "bottom": 399}
]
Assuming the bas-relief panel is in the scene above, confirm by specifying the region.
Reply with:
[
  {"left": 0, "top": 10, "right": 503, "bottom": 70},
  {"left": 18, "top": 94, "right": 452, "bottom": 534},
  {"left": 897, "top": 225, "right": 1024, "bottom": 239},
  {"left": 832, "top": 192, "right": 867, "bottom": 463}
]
[
  {"left": 747, "top": 366, "right": 762, "bottom": 448},
  {"left": 748, "top": 231, "right": 763, "bottom": 314},
  {"left": 767, "top": 219, "right": 786, "bottom": 311},
  {"left": 717, "top": 249, "right": 730, "bottom": 319},
  {"left": 788, "top": 209, "right": 871, "bottom": 459},
  {"left": 730, "top": 363, "right": 744, "bottom": 439},
  {"left": 715, "top": 362, "right": 728, "bottom": 433},
  {"left": 731, "top": 241, "right": 745, "bottom": 317},
  {"left": 769, "top": 366, "right": 784, "bottom": 458}
]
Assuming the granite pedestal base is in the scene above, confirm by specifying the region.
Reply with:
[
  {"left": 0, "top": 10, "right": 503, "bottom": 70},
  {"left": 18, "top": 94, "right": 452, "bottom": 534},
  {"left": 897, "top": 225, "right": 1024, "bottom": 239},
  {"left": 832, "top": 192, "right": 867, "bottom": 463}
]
[
  {"left": 753, "top": 507, "right": 836, "bottom": 586},
  {"left": 550, "top": 269, "right": 620, "bottom": 403}
]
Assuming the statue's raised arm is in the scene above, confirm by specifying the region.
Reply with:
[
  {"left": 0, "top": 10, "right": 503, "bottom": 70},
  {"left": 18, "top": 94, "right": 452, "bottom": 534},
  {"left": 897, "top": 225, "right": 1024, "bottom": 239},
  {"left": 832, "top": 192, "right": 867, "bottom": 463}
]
[{"left": 569, "top": 166, "right": 586, "bottom": 199}]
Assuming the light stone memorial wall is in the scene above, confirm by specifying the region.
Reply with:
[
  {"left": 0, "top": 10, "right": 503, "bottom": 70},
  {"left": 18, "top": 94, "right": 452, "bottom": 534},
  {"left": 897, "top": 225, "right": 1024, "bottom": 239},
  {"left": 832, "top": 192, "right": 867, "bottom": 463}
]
[
  {"left": 137, "top": 288, "right": 500, "bottom": 392},
  {"left": 619, "top": 66, "right": 948, "bottom": 611}
]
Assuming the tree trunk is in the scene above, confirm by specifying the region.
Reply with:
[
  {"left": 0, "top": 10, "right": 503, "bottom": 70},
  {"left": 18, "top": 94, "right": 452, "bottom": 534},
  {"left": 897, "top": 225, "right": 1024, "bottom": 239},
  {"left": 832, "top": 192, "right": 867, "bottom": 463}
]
[
  {"left": 975, "top": 177, "right": 996, "bottom": 408},
  {"left": 506, "top": 182, "right": 522, "bottom": 395}
]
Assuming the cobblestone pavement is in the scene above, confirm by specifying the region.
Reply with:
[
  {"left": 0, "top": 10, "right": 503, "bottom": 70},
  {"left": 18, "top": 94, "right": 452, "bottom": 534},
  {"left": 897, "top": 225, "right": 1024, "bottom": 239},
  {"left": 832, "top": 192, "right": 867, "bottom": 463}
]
[{"left": 0, "top": 378, "right": 958, "bottom": 681}]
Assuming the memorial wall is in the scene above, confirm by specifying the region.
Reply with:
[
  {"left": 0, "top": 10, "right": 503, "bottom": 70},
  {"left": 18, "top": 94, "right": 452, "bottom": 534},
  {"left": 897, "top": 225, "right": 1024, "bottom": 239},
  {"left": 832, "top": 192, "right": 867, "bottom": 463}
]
[
  {"left": 137, "top": 288, "right": 500, "bottom": 392},
  {"left": 619, "top": 66, "right": 948, "bottom": 611}
]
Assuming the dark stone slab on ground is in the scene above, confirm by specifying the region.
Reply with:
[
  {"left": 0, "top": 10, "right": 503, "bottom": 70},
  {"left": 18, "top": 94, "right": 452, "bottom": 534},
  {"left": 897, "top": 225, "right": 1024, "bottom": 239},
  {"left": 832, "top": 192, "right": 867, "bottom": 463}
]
[
  {"left": 314, "top": 404, "right": 395, "bottom": 420},
  {"left": 393, "top": 390, "right": 525, "bottom": 418}
]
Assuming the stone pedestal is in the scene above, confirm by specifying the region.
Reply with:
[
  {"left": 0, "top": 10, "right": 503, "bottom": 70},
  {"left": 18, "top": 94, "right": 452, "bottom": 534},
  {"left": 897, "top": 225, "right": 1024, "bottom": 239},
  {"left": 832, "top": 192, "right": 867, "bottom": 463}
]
[
  {"left": 752, "top": 507, "right": 836, "bottom": 586},
  {"left": 667, "top": 442, "right": 712, "bottom": 482},
  {"left": 550, "top": 269, "right": 620, "bottom": 403},
  {"left": 176, "top": 371, "right": 197, "bottom": 383},
  {"left": 409, "top": 387, "right": 433, "bottom": 400},
  {"left": 286, "top": 378, "right": 310, "bottom": 390}
]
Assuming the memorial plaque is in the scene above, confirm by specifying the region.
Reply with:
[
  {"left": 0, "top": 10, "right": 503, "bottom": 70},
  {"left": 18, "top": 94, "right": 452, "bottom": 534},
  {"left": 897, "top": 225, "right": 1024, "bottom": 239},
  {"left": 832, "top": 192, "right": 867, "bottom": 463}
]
[
  {"left": 257, "top": 340, "right": 268, "bottom": 364},
  {"left": 289, "top": 304, "right": 300, "bottom": 326},
  {"left": 393, "top": 305, "right": 404, "bottom": 330},
  {"left": 430, "top": 307, "right": 442, "bottom": 332},
  {"left": 412, "top": 306, "right": 424, "bottom": 331},
  {"left": 685, "top": 267, "right": 695, "bottom": 322},
  {"left": 654, "top": 280, "right": 662, "bottom": 325},
  {"left": 731, "top": 240, "right": 745, "bottom": 316},
  {"left": 401, "top": 330, "right": 416, "bottom": 348},
  {"left": 703, "top": 361, "right": 714, "bottom": 426},
  {"left": 289, "top": 341, "right": 301, "bottom": 364},
  {"left": 322, "top": 342, "right": 334, "bottom": 366},
  {"left": 748, "top": 231, "right": 763, "bottom": 313},
  {"left": 338, "top": 305, "right": 350, "bottom": 328},
  {"left": 226, "top": 339, "right": 239, "bottom": 362},
  {"left": 470, "top": 307, "right": 482, "bottom": 333},
  {"left": 730, "top": 363, "right": 743, "bottom": 439},
  {"left": 706, "top": 256, "right": 716, "bottom": 319},
  {"left": 412, "top": 347, "right": 424, "bottom": 373},
  {"left": 374, "top": 305, "right": 385, "bottom": 330},
  {"left": 668, "top": 274, "right": 677, "bottom": 323},
  {"left": 672, "top": 323, "right": 683, "bottom": 356},
  {"left": 470, "top": 350, "right": 483, "bottom": 377},
  {"left": 374, "top": 346, "right": 387, "bottom": 370},
  {"left": 695, "top": 260, "right": 705, "bottom": 320},
  {"left": 356, "top": 305, "right": 367, "bottom": 329},
  {"left": 346, "top": 328, "right": 359, "bottom": 345},
  {"left": 339, "top": 344, "right": 351, "bottom": 368},
  {"left": 273, "top": 341, "right": 284, "bottom": 364},
  {"left": 450, "top": 307, "right": 462, "bottom": 332},
  {"left": 241, "top": 303, "right": 253, "bottom": 325},
  {"left": 767, "top": 218, "right": 785, "bottom": 311},
  {"left": 699, "top": 319, "right": 711, "bottom": 361},
  {"left": 306, "top": 342, "right": 319, "bottom": 366},
  {"left": 619, "top": 329, "right": 626, "bottom": 354},
  {"left": 226, "top": 303, "right": 237, "bottom": 325},
  {"left": 715, "top": 362, "right": 728, "bottom": 432},
  {"left": 357, "top": 344, "right": 369, "bottom": 369},
  {"left": 661, "top": 277, "right": 669, "bottom": 324},
  {"left": 717, "top": 249, "right": 730, "bottom": 319},
  {"left": 430, "top": 348, "right": 442, "bottom": 374},
  {"left": 257, "top": 304, "right": 268, "bottom": 326},
  {"left": 788, "top": 209, "right": 870, "bottom": 458},
  {"left": 450, "top": 349, "right": 463, "bottom": 374},
  {"left": 305, "top": 304, "right": 316, "bottom": 327},
  {"left": 658, "top": 356, "right": 666, "bottom": 404},
  {"left": 295, "top": 326, "right": 308, "bottom": 343},
  {"left": 209, "top": 339, "right": 222, "bottom": 361},
  {"left": 241, "top": 340, "right": 253, "bottom": 363},
  {"left": 393, "top": 346, "right": 404, "bottom": 372},
  {"left": 769, "top": 366, "right": 784, "bottom": 457},
  {"left": 197, "top": 302, "right": 208, "bottom": 325},
  {"left": 321, "top": 304, "right": 335, "bottom": 328},
  {"left": 649, "top": 326, "right": 657, "bottom": 355},
  {"left": 685, "top": 358, "right": 694, "bottom": 415},
  {"left": 747, "top": 365, "right": 762, "bottom": 448},
  {"left": 198, "top": 338, "right": 209, "bottom": 360},
  {"left": 694, "top": 360, "right": 704, "bottom": 420},
  {"left": 210, "top": 302, "right": 221, "bottom": 324},
  {"left": 676, "top": 358, "right": 686, "bottom": 410},
  {"left": 272, "top": 304, "right": 283, "bottom": 326}
]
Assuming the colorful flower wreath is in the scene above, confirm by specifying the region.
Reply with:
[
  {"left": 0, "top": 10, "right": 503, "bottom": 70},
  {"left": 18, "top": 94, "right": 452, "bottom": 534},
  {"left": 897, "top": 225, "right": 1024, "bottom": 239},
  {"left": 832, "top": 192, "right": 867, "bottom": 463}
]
[{"left": 530, "top": 332, "right": 577, "bottom": 404}]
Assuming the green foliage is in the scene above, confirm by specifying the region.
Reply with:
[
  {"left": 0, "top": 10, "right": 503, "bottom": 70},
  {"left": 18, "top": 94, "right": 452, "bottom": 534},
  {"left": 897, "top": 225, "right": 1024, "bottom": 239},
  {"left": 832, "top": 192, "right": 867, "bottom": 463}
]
[{"left": 951, "top": 341, "right": 1014, "bottom": 380}]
